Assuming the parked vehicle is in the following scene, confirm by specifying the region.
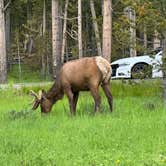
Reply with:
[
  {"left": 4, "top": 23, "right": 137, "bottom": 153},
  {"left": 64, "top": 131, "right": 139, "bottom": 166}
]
[{"left": 111, "top": 51, "right": 163, "bottom": 79}]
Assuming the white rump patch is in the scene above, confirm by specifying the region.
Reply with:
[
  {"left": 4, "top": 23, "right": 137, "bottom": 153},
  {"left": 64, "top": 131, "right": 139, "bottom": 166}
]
[{"left": 95, "top": 56, "right": 112, "bottom": 82}]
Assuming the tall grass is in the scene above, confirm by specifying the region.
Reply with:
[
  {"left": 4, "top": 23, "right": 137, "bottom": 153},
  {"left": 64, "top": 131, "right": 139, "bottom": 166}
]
[{"left": 0, "top": 80, "right": 166, "bottom": 165}]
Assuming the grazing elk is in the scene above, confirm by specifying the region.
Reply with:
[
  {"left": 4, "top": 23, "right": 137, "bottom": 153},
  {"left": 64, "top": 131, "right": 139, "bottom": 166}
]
[{"left": 30, "top": 56, "right": 113, "bottom": 114}]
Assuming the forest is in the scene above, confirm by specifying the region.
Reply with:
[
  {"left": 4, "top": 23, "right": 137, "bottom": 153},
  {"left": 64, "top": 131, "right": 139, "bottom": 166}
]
[{"left": 0, "top": 0, "right": 166, "bottom": 83}]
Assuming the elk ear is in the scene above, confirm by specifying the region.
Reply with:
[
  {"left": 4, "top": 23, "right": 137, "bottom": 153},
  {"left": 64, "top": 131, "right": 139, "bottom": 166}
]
[
  {"left": 41, "top": 89, "right": 46, "bottom": 95},
  {"left": 41, "top": 89, "right": 47, "bottom": 100}
]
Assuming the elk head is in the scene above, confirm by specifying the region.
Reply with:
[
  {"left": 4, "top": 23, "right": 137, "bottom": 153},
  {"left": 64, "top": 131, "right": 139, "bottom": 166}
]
[{"left": 30, "top": 90, "right": 53, "bottom": 113}]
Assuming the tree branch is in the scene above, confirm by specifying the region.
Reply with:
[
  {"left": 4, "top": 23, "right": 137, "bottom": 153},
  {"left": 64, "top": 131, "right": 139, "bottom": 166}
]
[
  {"left": 66, "top": 30, "right": 78, "bottom": 40},
  {"left": 57, "top": 16, "right": 78, "bottom": 21},
  {"left": 3, "top": 0, "right": 11, "bottom": 12}
]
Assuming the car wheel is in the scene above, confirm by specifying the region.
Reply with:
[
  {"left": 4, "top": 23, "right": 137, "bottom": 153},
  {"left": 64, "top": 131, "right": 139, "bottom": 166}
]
[{"left": 131, "top": 63, "right": 152, "bottom": 79}]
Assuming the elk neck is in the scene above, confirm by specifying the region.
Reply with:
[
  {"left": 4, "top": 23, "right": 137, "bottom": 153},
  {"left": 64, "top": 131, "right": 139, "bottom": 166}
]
[{"left": 45, "top": 77, "right": 64, "bottom": 103}]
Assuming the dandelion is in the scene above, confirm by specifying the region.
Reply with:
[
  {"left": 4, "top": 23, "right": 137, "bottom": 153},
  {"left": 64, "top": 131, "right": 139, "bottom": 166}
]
[{"left": 115, "top": 159, "right": 120, "bottom": 165}]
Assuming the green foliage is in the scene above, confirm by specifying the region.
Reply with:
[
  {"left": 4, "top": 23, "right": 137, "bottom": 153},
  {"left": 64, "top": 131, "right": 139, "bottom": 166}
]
[
  {"left": 8, "top": 0, "right": 166, "bottom": 75},
  {"left": 112, "top": 0, "right": 166, "bottom": 56},
  {"left": 10, "top": 0, "right": 52, "bottom": 81}
]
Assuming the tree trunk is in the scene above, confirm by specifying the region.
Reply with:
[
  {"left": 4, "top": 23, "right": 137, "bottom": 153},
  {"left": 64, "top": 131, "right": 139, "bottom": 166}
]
[
  {"left": 52, "top": 0, "right": 61, "bottom": 76},
  {"left": 124, "top": 7, "right": 136, "bottom": 57},
  {"left": 43, "top": 0, "right": 46, "bottom": 35},
  {"left": 5, "top": 6, "right": 10, "bottom": 70},
  {"left": 65, "top": 39, "right": 68, "bottom": 61},
  {"left": 61, "top": 0, "right": 69, "bottom": 63},
  {"left": 78, "top": 0, "right": 83, "bottom": 58},
  {"left": 153, "top": 30, "right": 161, "bottom": 50},
  {"left": 143, "top": 26, "right": 147, "bottom": 54},
  {"left": 41, "top": 0, "right": 46, "bottom": 78},
  {"left": 90, "top": 0, "right": 102, "bottom": 57},
  {"left": 0, "top": 0, "right": 7, "bottom": 83},
  {"left": 129, "top": 8, "right": 136, "bottom": 57},
  {"left": 26, "top": 0, "right": 33, "bottom": 57},
  {"left": 27, "top": 0, "right": 32, "bottom": 22},
  {"left": 28, "top": 37, "right": 33, "bottom": 56},
  {"left": 162, "top": 32, "right": 166, "bottom": 105},
  {"left": 16, "top": 32, "right": 22, "bottom": 82},
  {"left": 102, "top": 0, "right": 112, "bottom": 62}
]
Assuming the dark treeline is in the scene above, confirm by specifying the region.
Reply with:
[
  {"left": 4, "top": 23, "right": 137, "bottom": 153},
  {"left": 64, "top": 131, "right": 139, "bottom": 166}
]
[{"left": 1, "top": 0, "right": 166, "bottom": 82}]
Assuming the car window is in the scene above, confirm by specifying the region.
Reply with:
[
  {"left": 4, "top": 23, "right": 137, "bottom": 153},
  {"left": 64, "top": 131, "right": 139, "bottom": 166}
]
[{"left": 158, "top": 52, "right": 162, "bottom": 56}]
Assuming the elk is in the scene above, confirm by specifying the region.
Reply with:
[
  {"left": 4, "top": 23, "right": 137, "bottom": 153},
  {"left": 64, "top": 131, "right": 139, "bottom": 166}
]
[{"left": 30, "top": 56, "right": 113, "bottom": 114}]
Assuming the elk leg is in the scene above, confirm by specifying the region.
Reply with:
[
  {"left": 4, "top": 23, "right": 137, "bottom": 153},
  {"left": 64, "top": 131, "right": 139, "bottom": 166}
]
[
  {"left": 101, "top": 82, "right": 113, "bottom": 112},
  {"left": 73, "top": 92, "right": 79, "bottom": 113},
  {"left": 90, "top": 87, "right": 101, "bottom": 113},
  {"left": 65, "top": 87, "right": 75, "bottom": 115}
]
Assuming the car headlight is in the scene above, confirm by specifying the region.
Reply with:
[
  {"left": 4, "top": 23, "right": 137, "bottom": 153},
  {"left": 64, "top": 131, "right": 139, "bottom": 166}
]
[{"left": 119, "top": 62, "right": 130, "bottom": 67}]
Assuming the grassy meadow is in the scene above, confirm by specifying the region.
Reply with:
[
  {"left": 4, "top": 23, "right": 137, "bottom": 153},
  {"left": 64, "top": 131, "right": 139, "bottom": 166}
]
[{"left": 0, "top": 80, "right": 166, "bottom": 166}]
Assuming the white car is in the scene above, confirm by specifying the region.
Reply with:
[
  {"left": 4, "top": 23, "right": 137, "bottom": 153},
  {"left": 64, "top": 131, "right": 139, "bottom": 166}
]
[{"left": 111, "top": 51, "right": 163, "bottom": 79}]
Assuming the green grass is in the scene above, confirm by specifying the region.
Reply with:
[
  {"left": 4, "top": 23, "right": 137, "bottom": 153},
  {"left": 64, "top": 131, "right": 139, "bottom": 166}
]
[{"left": 0, "top": 80, "right": 166, "bottom": 165}]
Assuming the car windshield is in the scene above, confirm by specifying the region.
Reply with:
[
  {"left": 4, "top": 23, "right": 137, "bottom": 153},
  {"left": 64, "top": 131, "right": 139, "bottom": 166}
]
[
  {"left": 151, "top": 47, "right": 162, "bottom": 55},
  {"left": 147, "top": 47, "right": 162, "bottom": 58}
]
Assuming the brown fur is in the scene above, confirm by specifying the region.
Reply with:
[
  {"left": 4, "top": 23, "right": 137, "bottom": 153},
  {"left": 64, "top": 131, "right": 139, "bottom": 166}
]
[{"left": 31, "top": 57, "right": 113, "bottom": 114}]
